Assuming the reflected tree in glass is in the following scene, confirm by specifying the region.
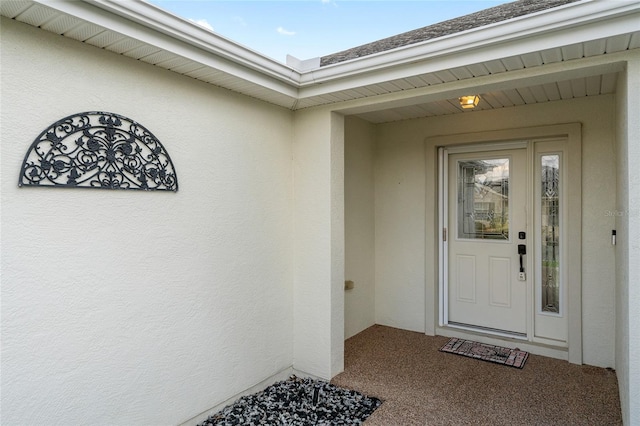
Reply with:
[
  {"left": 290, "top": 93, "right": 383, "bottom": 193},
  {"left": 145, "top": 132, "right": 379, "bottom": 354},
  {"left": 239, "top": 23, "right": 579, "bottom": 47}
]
[{"left": 457, "top": 158, "right": 510, "bottom": 240}]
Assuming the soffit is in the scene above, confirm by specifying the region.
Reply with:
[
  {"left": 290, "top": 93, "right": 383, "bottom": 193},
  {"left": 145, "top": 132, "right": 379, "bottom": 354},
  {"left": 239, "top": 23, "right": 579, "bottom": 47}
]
[
  {"left": 1, "top": 0, "right": 639, "bottom": 121},
  {"left": 352, "top": 71, "right": 621, "bottom": 123},
  {"left": 295, "top": 34, "right": 637, "bottom": 111},
  {"left": 0, "top": 0, "right": 301, "bottom": 109},
  {"left": 315, "top": 31, "right": 636, "bottom": 123}
]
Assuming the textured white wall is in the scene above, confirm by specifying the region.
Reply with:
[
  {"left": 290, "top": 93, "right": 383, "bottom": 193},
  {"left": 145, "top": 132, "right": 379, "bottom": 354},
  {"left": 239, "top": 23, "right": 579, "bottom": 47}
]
[
  {"left": 616, "top": 57, "right": 640, "bottom": 426},
  {"left": 374, "top": 129, "right": 427, "bottom": 333},
  {"left": 374, "top": 95, "right": 617, "bottom": 367},
  {"left": 615, "top": 59, "right": 631, "bottom": 426},
  {"left": 344, "top": 117, "right": 376, "bottom": 339},
  {"left": 292, "top": 108, "right": 344, "bottom": 380},
  {"left": 330, "top": 112, "right": 345, "bottom": 378},
  {"left": 626, "top": 57, "right": 640, "bottom": 426},
  {"left": 1, "top": 19, "right": 294, "bottom": 425}
]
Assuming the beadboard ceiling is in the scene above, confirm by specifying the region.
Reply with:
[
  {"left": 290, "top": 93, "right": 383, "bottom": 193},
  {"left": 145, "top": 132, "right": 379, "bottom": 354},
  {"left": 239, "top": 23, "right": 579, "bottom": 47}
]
[{"left": 350, "top": 71, "right": 621, "bottom": 123}]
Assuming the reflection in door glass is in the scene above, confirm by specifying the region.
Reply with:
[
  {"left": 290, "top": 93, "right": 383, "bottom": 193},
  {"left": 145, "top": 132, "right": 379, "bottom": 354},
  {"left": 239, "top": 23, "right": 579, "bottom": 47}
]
[
  {"left": 458, "top": 158, "right": 509, "bottom": 240},
  {"left": 541, "top": 155, "right": 560, "bottom": 314}
]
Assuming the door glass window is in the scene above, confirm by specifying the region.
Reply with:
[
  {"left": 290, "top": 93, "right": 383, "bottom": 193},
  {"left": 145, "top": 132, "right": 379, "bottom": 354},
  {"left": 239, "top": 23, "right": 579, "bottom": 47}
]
[
  {"left": 457, "top": 158, "right": 509, "bottom": 240},
  {"left": 541, "top": 155, "right": 560, "bottom": 313}
]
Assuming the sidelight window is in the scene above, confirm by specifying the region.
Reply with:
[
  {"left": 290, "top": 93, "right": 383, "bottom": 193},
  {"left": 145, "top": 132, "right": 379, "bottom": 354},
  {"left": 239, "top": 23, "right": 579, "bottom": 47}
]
[{"left": 540, "top": 154, "right": 560, "bottom": 314}]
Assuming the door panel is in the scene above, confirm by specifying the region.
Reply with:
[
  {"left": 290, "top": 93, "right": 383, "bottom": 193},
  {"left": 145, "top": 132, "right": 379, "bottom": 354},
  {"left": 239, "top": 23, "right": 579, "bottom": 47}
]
[
  {"left": 489, "top": 257, "right": 511, "bottom": 307},
  {"left": 448, "top": 149, "right": 527, "bottom": 335},
  {"left": 455, "top": 255, "right": 476, "bottom": 303}
]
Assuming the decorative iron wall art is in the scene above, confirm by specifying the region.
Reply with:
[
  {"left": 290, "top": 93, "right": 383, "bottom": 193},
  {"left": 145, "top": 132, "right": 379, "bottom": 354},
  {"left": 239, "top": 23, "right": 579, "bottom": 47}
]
[{"left": 19, "top": 111, "right": 178, "bottom": 191}]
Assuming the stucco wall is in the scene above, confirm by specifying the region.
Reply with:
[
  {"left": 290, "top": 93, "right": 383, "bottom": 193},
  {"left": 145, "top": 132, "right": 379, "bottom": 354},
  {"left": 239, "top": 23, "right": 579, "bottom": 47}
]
[
  {"left": 292, "top": 108, "right": 345, "bottom": 380},
  {"left": 373, "top": 95, "right": 617, "bottom": 367},
  {"left": 627, "top": 57, "right": 640, "bottom": 426},
  {"left": 1, "top": 18, "right": 294, "bottom": 425},
  {"left": 344, "top": 117, "right": 376, "bottom": 339},
  {"left": 616, "top": 57, "right": 640, "bottom": 426},
  {"left": 374, "top": 125, "right": 428, "bottom": 333},
  {"left": 615, "top": 63, "right": 630, "bottom": 425}
]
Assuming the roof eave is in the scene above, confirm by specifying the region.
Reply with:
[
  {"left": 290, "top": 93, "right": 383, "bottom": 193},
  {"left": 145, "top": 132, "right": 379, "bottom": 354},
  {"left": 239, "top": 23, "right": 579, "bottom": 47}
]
[
  {"left": 19, "top": 0, "right": 640, "bottom": 107},
  {"left": 297, "top": 0, "right": 640, "bottom": 93},
  {"left": 35, "top": 0, "right": 301, "bottom": 97}
]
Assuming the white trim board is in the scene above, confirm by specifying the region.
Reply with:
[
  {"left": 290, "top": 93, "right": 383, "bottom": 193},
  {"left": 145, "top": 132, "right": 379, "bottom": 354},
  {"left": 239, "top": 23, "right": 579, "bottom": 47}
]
[{"left": 427, "top": 123, "right": 582, "bottom": 364}]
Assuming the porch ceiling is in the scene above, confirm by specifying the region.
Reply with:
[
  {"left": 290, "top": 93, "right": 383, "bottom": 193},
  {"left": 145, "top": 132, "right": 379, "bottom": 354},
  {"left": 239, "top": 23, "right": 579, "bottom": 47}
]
[
  {"left": 1, "top": 0, "right": 639, "bottom": 123},
  {"left": 350, "top": 71, "right": 621, "bottom": 124}
]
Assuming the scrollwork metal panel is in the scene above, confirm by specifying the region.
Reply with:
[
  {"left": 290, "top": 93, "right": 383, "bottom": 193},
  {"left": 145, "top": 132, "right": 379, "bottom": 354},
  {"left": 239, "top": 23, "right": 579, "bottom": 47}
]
[{"left": 19, "top": 112, "right": 178, "bottom": 191}]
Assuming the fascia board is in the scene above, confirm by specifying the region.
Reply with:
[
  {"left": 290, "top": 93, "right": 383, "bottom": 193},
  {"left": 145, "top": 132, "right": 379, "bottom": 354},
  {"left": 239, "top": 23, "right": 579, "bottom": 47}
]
[
  {"left": 298, "top": 9, "right": 640, "bottom": 99},
  {"left": 332, "top": 52, "right": 631, "bottom": 116},
  {"left": 35, "top": 0, "right": 301, "bottom": 98},
  {"left": 27, "top": 0, "right": 640, "bottom": 106},
  {"left": 90, "top": 0, "right": 300, "bottom": 80},
  {"left": 298, "top": 1, "right": 640, "bottom": 92}
]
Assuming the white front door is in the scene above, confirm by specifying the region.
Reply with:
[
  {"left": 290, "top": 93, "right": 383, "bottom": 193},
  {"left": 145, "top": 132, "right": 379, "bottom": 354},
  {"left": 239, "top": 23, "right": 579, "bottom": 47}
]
[{"left": 446, "top": 148, "right": 528, "bottom": 336}]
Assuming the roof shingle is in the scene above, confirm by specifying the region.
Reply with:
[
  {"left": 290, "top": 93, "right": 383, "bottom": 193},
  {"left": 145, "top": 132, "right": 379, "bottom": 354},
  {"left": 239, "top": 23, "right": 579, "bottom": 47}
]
[{"left": 320, "top": 0, "right": 581, "bottom": 67}]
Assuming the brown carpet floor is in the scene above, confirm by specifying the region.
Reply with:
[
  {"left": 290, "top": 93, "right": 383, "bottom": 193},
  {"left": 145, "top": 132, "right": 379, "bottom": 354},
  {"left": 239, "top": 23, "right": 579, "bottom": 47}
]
[{"left": 331, "top": 325, "right": 621, "bottom": 426}]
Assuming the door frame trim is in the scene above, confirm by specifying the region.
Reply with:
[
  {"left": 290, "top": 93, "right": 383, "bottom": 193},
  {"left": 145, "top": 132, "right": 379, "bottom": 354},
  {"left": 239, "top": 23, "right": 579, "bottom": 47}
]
[
  {"left": 427, "top": 123, "right": 582, "bottom": 364},
  {"left": 439, "top": 144, "right": 530, "bottom": 340}
]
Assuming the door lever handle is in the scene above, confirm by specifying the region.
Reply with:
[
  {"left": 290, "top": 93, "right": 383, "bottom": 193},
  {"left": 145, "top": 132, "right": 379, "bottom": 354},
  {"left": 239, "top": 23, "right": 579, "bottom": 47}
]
[
  {"left": 518, "top": 244, "right": 526, "bottom": 274},
  {"left": 517, "top": 244, "right": 527, "bottom": 280}
]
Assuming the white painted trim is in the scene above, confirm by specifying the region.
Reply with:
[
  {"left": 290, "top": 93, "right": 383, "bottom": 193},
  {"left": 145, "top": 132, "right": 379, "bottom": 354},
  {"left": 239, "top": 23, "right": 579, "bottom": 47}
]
[
  {"left": 28, "top": 0, "right": 640, "bottom": 102},
  {"left": 526, "top": 144, "right": 536, "bottom": 344},
  {"left": 334, "top": 53, "right": 628, "bottom": 116},
  {"left": 301, "top": 1, "right": 639, "bottom": 75},
  {"left": 445, "top": 141, "right": 528, "bottom": 154},
  {"left": 89, "top": 0, "right": 299, "bottom": 82},
  {"left": 439, "top": 142, "right": 527, "bottom": 328},
  {"left": 34, "top": 0, "right": 300, "bottom": 96},
  {"left": 440, "top": 145, "right": 529, "bottom": 337},
  {"left": 438, "top": 147, "right": 448, "bottom": 327},
  {"left": 435, "top": 325, "right": 569, "bottom": 361},
  {"left": 287, "top": 55, "right": 321, "bottom": 72},
  {"left": 447, "top": 322, "right": 528, "bottom": 341},
  {"left": 427, "top": 124, "right": 581, "bottom": 149},
  {"left": 429, "top": 123, "right": 582, "bottom": 364},
  {"left": 298, "top": 3, "right": 640, "bottom": 96}
]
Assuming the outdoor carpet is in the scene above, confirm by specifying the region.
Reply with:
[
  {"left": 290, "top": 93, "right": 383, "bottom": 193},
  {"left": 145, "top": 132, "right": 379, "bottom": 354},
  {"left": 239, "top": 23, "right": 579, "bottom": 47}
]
[
  {"left": 198, "top": 375, "right": 381, "bottom": 425},
  {"left": 440, "top": 337, "right": 529, "bottom": 368}
]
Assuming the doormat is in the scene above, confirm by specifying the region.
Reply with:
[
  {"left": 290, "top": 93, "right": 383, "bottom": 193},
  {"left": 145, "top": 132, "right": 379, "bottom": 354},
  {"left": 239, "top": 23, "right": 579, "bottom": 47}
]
[
  {"left": 440, "top": 337, "right": 529, "bottom": 369},
  {"left": 198, "top": 375, "right": 381, "bottom": 425}
]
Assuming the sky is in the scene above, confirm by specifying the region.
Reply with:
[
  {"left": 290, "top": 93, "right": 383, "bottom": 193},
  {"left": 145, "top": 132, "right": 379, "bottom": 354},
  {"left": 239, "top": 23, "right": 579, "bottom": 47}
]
[{"left": 147, "top": 1, "right": 512, "bottom": 63}]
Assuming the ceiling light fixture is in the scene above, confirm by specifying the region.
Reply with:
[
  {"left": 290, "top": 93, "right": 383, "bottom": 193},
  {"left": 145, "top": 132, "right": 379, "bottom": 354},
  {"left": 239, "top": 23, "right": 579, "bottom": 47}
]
[{"left": 459, "top": 95, "right": 480, "bottom": 109}]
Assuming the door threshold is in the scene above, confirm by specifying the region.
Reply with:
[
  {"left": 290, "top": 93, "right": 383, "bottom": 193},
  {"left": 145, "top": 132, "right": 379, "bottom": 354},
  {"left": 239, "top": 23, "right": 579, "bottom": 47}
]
[
  {"left": 436, "top": 325, "right": 570, "bottom": 362},
  {"left": 446, "top": 321, "right": 527, "bottom": 340}
]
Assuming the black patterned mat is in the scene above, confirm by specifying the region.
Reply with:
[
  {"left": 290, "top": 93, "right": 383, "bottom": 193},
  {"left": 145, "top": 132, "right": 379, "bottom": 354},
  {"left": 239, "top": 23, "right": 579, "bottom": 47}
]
[
  {"left": 199, "top": 376, "right": 381, "bottom": 425},
  {"left": 440, "top": 337, "right": 529, "bottom": 368}
]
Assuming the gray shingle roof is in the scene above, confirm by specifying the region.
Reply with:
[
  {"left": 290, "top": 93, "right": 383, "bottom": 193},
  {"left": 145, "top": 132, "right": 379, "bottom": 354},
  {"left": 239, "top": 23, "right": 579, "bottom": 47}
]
[{"left": 320, "top": 0, "right": 580, "bottom": 67}]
